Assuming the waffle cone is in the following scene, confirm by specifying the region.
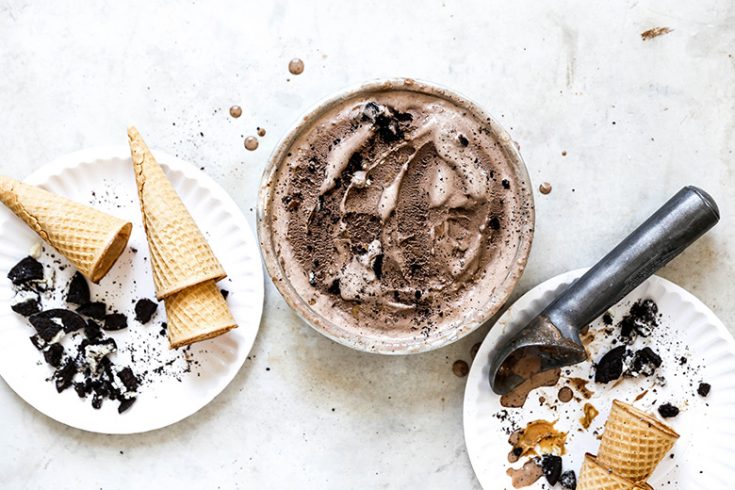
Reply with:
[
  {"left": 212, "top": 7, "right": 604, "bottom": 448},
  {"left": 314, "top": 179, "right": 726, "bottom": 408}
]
[
  {"left": 577, "top": 454, "right": 653, "bottom": 490},
  {"left": 0, "top": 176, "right": 131, "bottom": 283},
  {"left": 165, "top": 280, "right": 237, "bottom": 349},
  {"left": 128, "top": 127, "right": 226, "bottom": 299},
  {"left": 597, "top": 400, "right": 679, "bottom": 482}
]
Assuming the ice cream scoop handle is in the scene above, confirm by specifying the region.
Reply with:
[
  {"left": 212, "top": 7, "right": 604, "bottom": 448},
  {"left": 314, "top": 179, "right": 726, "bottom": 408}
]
[{"left": 544, "top": 186, "right": 719, "bottom": 333}]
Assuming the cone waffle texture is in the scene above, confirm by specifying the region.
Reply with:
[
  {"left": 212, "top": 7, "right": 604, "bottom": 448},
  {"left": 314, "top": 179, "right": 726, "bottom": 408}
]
[
  {"left": 597, "top": 400, "right": 679, "bottom": 482},
  {"left": 165, "top": 280, "right": 237, "bottom": 348},
  {"left": 128, "top": 127, "right": 226, "bottom": 299},
  {"left": 0, "top": 176, "right": 132, "bottom": 283},
  {"left": 577, "top": 454, "right": 653, "bottom": 490}
]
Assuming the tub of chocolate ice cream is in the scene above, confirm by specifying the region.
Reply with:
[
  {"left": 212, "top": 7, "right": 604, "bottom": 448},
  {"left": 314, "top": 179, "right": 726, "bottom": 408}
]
[{"left": 257, "top": 78, "right": 534, "bottom": 354}]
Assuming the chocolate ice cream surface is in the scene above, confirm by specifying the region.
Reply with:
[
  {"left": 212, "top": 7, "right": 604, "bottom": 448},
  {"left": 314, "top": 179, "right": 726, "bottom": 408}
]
[{"left": 260, "top": 81, "right": 533, "bottom": 349}]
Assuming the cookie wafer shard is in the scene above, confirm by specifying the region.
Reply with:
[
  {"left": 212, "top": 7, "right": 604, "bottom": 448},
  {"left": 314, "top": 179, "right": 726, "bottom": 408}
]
[
  {"left": 597, "top": 400, "right": 679, "bottom": 482},
  {"left": 0, "top": 176, "right": 132, "bottom": 283},
  {"left": 164, "top": 280, "right": 237, "bottom": 349},
  {"left": 577, "top": 454, "right": 653, "bottom": 490},
  {"left": 127, "top": 127, "right": 226, "bottom": 299}
]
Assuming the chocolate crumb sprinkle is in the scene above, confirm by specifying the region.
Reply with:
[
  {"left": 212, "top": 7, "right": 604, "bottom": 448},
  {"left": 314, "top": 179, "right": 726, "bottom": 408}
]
[
  {"left": 134, "top": 298, "right": 158, "bottom": 324},
  {"left": 697, "top": 382, "right": 711, "bottom": 397},
  {"left": 658, "top": 403, "right": 680, "bottom": 418}
]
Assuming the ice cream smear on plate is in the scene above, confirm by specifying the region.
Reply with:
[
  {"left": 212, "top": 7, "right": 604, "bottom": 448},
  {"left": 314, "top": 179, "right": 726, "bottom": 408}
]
[{"left": 266, "top": 87, "right": 532, "bottom": 338}]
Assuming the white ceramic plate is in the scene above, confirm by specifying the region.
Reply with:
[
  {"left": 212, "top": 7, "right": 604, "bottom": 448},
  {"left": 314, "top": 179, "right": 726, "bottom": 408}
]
[
  {"left": 464, "top": 269, "right": 735, "bottom": 490},
  {"left": 0, "top": 147, "right": 264, "bottom": 434}
]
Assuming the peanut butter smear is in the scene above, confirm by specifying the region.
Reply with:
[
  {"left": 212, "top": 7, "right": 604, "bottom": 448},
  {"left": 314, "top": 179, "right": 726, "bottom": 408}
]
[
  {"left": 267, "top": 88, "right": 532, "bottom": 337},
  {"left": 580, "top": 402, "right": 599, "bottom": 429},
  {"left": 508, "top": 420, "right": 568, "bottom": 458},
  {"left": 569, "top": 377, "right": 594, "bottom": 399}
]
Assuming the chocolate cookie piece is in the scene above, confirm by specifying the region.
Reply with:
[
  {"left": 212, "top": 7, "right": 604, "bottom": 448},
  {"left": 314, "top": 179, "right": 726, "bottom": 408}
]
[
  {"left": 66, "top": 272, "right": 90, "bottom": 305},
  {"left": 118, "top": 397, "right": 136, "bottom": 414},
  {"left": 73, "top": 382, "right": 87, "bottom": 398},
  {"left": 29, "top": 316, "right": 63, "bottom": 343},
  {"left": 628, "top": 347, "right": 663, "bottom": 377},
  {"left": 103, "top": 313, "right": 128, "bottom": 331},
  {"left": 619, "top": 298, "right": 659, "bottom": 342},
  {"left": 117, "top": 367, "right": 139, "bottom": 392},
  {"left": 541, "top": 455, "right": 562, "bottom": 485},
  {"left": 658, "top": 403, "right": 680, "bottom": 418},
  {"left": 96, "top": 357, "right": 116, "bottom": 386},
  {"left": 698, "top": 382, "right": 711, "bottom": 397},
  {"left": 84, "top": 320, "right": 103, "bottom": 341},
  {"left": 134, "top": 298, "right": 158, "bottom": 324},
  {"left": 54, "top": 360, "right": 77, "bottom": 392},
  {"left": 91, "top": 393, "right": 103, "bottom": 409},
  {"left": 43, "top": 343, "right": 64, "bottom": 368},
  {"left": 595, "top": 345, "right": 627, "bottom": 383},
  {"left": 77, "top": 302, "right": 107, "bottom": 320},
  {"left": 220, "top": 289, "right": 229, "bottom": 300},
  {"left": 91, "top": 378, "right": 115, "bottom": 401},
  {"left": 559, "top": 470, "right": 577, "bottom": 489},
  {"left": 29, "top": 335, "right": 45, "bottom": 350},
  {"left": 80, "top": 337, "right": 117, "bottom": 372},
  {"left": 31, "top": 309, "right": 86, "bottom": 333},
  {"left": 11, "top": 295, "right": 41, "bottom": 316},
  {"left": 7, "top": 257, "right": 44, "bottom": 285}
]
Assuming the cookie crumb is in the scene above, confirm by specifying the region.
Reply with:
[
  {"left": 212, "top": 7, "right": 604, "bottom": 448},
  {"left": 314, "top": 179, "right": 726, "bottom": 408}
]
[
  {"left": 697, "top": 382, "right": 711, "bottom": 397},
  {"left": 134, "top": 298, "right": 158, "bottom": 324},
  {"left": 658, "top": 403, "right": 680, "bottom": 418},
  {"left": 560, "top": 470, "right": 577, "bottom": 489}
]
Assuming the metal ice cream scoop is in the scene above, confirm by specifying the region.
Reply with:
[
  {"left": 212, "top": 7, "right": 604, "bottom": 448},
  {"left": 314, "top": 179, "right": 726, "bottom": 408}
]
[{"left": 489, "top": 186, "right": 720, "bottom": 395}]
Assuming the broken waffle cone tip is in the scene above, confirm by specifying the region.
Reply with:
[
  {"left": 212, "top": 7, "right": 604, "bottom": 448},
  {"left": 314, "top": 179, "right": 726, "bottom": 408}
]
[
  {"left": 596, "top": 400, "right": 679, "bottom": 482},
  {"left": 0, "top": 176, "right": 132, "bottom": 283},
  {"left": 165, "top": 280, "right": 237, "bottom": 349},
  {"left": 127, "top": 126, "right": 226, "bottom": 299},
  {"left": 577, "top": 454, "right": 653, "bottom": 490}
]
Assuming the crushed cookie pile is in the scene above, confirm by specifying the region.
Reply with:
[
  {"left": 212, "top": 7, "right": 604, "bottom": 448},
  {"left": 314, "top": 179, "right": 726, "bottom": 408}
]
[{"left": 7, "top": 252, "right": 207, "bottom": 413}]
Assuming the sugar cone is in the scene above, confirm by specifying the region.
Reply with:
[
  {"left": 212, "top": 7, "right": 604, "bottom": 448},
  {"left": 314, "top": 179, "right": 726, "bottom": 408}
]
[
  {"left": 597, "top": 400, "right": 679, "bottom": 482},
  {"left": 165, "top": 280, "right": 237, "bottom": 348},
  {"left": 128, "top": 127, "right": 226, "bottom": 299},
  {"left": 0, "top": 176, "right": 132, "bottom": 283},
  {"left": 577, "top": 454, "right": 653, "bottom": 490}
]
